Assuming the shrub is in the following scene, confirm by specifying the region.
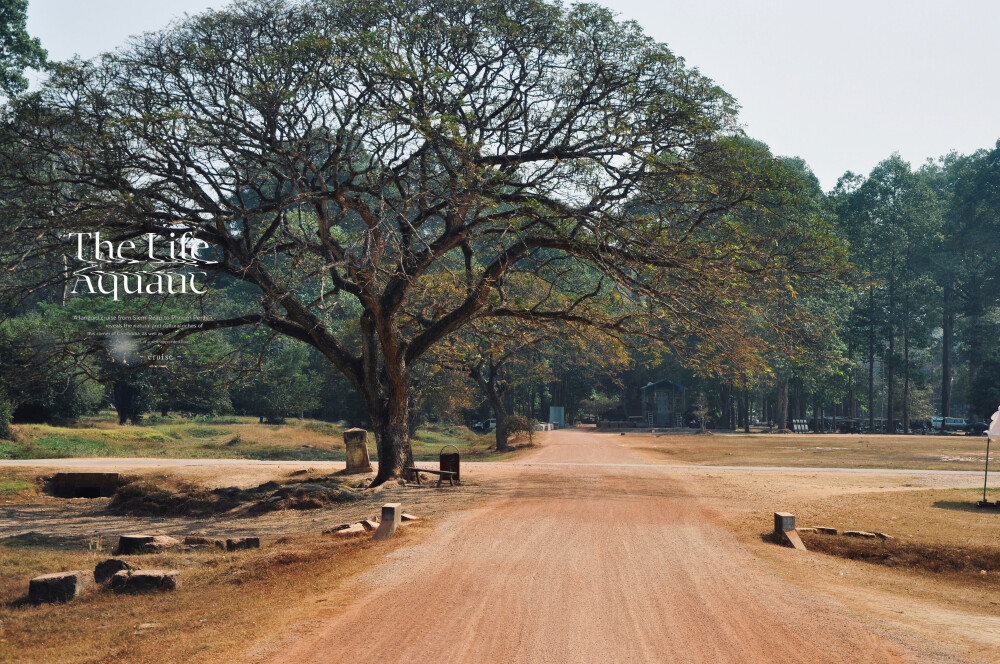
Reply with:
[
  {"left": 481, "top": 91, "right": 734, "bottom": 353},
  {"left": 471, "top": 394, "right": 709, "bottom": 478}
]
[
  {"left": 0, "top": 394, "right": 13, "bottom": 440},
  {"left": 505, "top": 414, "right": 538, "bottom": 446}
]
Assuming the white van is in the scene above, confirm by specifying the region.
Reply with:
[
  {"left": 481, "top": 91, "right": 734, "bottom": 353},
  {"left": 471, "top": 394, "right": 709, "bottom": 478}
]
[{"left": 931, "top": 416, "right": 966, "bottom": 431}]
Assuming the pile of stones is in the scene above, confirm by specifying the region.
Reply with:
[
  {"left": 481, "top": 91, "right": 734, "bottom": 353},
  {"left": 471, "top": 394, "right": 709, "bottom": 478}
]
[{"left": 26, "top": 532, "right": 262, "bottom": 604}]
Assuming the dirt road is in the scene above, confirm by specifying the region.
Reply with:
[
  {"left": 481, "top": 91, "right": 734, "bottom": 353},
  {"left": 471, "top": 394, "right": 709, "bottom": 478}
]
[{"left": 264, "top": 429, "right": 956, "bottom": 664}]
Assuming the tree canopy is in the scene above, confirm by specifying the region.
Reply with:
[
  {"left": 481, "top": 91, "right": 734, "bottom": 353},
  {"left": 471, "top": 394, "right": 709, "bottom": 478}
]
[
  {"left": 0, "top": 0, "right": 45, "bottom": 96},
  {"left": 0, "top": 0, "right": 846, "bottom": 479}
]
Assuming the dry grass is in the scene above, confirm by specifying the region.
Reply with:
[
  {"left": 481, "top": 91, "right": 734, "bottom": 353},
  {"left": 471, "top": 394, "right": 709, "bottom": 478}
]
[
  {"left": 673, "top": 465, "right": 1000, "bottom": 660},
  {"left": 799, "top": 531, "right": 1000, "bottom": 583},
  {"left": 0, "top": 527, "right": 423, "bottom": 664},
  {"left": 107, "top": 474, "right": 365, "bottom": 517},
  {"left": 3, "top": 415, "right": 514, "bottom": 463},
  {"left": 781, "top": 487, "right": 1000, "bottom": 549},
  {"left": 627, "top": 431, "right": 991, "bottom": 470}
]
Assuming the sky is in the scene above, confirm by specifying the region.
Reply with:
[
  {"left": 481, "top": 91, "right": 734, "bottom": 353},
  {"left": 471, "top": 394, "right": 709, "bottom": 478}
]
[{"left": 24, "top": 0, "right": 1000, "bottom": 191}]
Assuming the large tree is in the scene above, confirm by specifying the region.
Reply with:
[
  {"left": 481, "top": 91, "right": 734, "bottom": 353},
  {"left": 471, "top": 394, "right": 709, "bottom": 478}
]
[
  {"left": 834, "top": 156, "right": 940, "bottom": 430},
  {"left": 0, "top": 0, "right": 45, "bottom": 96},
  {"left": 929, "top": 145, "right": 1000, "bottom": 420},
  {"left": 1, "top": 0, "right": 844, "bottom": 484}
]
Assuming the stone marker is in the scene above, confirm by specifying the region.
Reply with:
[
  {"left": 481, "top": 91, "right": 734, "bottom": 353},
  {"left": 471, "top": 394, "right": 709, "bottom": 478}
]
[
  {"left": 29, "top": 571, "right": 92, "bottom": 604},
  {"left": 401, "top": 513, "right": 419, "bottom": 521},
  {"left": 773, "top": 512, "right": 796, "bottom": 533},
  {"left": 360, "top": 519, "right": 379, "bottom": 532},
  {"left": 372, "top": 503, "right": 402, "bottom": 541},
  {"left": 110, "top": 569, "right": 180, "bottom": 593},
  {"left": 813, "top": 527, "right": 839, "bottom": 535},
  {"left": 184, "top": 536, "right": 225, "bottom": 550},
  {"left": 94, "top": 559, "right": 137, "bottom": 584},
  {"left": 773, "top": 512, "right": 807, "bottom": 551},
  {"left": 226, "top": 537, "right": 260, "bottom": 552},
  {"left": 114, "top": 535, "right": 181, "bottom": 555},
  {"left": 795, "top": 527, "right": 819, "bottom": 534},
  {"left": 343, "top": 428, "right": 373, "bottom": 474},
  {"left": 843, "top": 530, "right": 878, "bottom": 539}
]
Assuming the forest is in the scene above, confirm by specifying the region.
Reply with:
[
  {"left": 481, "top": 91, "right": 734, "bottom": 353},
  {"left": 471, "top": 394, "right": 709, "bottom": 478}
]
[{"left": 0, "top": 0, "right": 998, "bottom": 484}]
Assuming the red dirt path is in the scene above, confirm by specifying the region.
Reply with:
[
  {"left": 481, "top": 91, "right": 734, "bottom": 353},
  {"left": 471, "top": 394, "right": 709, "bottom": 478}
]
[{"left": 264, "top": 429, "right": 953, "bottom": 664}]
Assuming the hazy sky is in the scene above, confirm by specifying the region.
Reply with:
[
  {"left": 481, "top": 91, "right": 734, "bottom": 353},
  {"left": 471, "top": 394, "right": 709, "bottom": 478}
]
[{"left": 25, "top": 0, "right": 1000, "bottom": 191}]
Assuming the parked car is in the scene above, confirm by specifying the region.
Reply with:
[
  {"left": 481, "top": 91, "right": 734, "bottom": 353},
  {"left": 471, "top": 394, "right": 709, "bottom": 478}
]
[
  {"left": 473, "top": 418, "right": 497, "bottom": 432},
  {"left": 965, "top": 421, "right": 989, "bottom": 435}
]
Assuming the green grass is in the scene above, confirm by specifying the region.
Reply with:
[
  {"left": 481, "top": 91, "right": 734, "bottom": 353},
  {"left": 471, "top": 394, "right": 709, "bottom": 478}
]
[
  {"left": 0, "top": 468, "right": 40, "bottom": 499},
  {"left": 0, "top": 414, "right": 513, "bottom": 462},
  {"left": 0, "top": 477, "right": 35, "bottom": 498},
  {"left": 411, "top": 425, "right": 533, "bottom": 461}
]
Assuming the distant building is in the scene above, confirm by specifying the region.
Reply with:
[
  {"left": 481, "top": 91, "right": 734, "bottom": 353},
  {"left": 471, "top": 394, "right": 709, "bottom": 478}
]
[{"left": 640, "top": 379, "right": 686, "bottom": 428}]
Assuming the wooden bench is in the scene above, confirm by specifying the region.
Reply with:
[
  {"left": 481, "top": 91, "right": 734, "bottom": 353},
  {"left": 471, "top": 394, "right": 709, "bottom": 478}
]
[{"left": 405, "top": 467, "right": 457, "bottom": 487}]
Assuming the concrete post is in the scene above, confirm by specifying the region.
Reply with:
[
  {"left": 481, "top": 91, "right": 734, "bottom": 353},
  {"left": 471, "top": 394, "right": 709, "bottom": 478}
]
[
  {"left": 773, "top": 512, "right": 796, "bottom": 534},
  {"left": 343, "top": 428, "right": 373, "bottom": 473},
  {"left": 773, "top": 512, "right": 806, "bottom": 551},
  {"left": 372, "top": 503, "right": 402, "bottom": 541}
]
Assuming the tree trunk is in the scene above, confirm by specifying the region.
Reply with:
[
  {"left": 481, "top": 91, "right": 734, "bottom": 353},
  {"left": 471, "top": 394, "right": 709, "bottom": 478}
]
[
  {"left": 903, "top": 320, "right": 910, "bottom": 434},
  {"left": 969, "top": 310, "right": 983, "bottom": 422},
  {"left": 812, "top": 394, "right": 820, "bottom": 433},
  {"left": 489, "top": 391, "right": 511, "bottom": 451},
  {"left": 469, "top": 359, "right": 512, "bottom": 452},
  {"left": 777, "top": 379, "right": 789, "bottom": 432},
  {"left": 868, "top": 286, "right": 875, "bottom": 433},
  {"left": 721, "top": 383, "right": 732, "bottom": 431},
  {"left": 743, "top": 391, "right": 751, "bottom": 433},
  {"left": 887, "top": 332, "right": 895, "bottom": 433},
  {"left": 359, "top": 313, "right": 414, "bottom": 487},
  {"left": 371, "top": 404, "right": 413, "bottom": 486},
  {"left": 941, "top": 283, "right": 954, "bottom": 418}
]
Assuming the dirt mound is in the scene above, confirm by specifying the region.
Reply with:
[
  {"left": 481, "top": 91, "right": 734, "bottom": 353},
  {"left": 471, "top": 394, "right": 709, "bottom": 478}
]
[
  {"left": 245, "top": 483, "right": 364, "bottom": 514},
  {"left": 108, "top": 477, "right": 363, "bottom": 517},
  {"left": 801, "top": 531, "right": 1000, "bottom": 582}
]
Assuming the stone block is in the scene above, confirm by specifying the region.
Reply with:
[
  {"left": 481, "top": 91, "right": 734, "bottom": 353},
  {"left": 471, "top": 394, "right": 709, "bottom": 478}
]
[
  {"left": 226, "top": 537, "right": 260, "bottom": 552},
  {"left": 343, "top": 428, "right": 373, "bottom": 473},
  {"left": 94, "top": 558, "right": 137, "bottom": 584},
  {"left": 114, "top": 535, "right": 181, "bottom": 555},
  {"left": 875, "top": 532, "right": 894, "bottom": 540},
  {"left": 795, "top": 527, "right": 818, "bottom": 534},
  {"left": 773, "top": 512, "right": 796, "bottom": 534},
  {"left": 110, "top": 569, "right": 180, "bottom": 593},
  {"left": 373, "top": 503, "right": 402, "bottom": 541},
  {"left": 323, "top": 524, "right": 351, "bottom": 534},
  {"left": 333, "top": 523, "right": 366, "bottom": 536},
  {"left": 843, "top": 530, "right": 877, "bottom": 539},
  {"left": 401, "top": 513, "right": 419, "bottom": 521},
  {"left": 813, "top": 527, "right": 839, "bottom": 535},
  {"left": 184, "top": 536, "right": 225, "bottom": 550},
  {"left": 29, "top": 571, "right": 92, "bottom": 604},
  {"left": 360, "top": 519, "right": 379, "bottom": 532}
]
